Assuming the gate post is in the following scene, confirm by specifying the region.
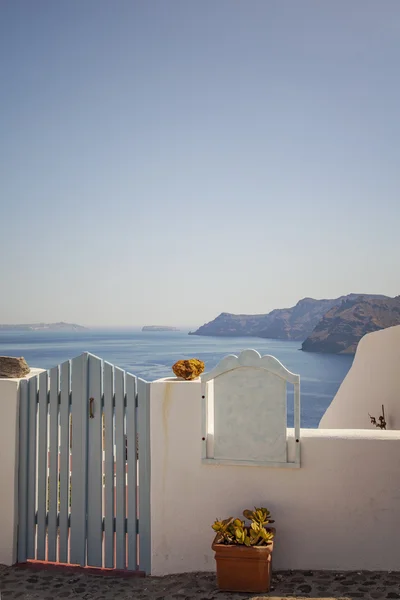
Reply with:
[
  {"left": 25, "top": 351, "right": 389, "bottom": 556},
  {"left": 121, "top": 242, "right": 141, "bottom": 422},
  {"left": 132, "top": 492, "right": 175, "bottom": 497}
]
[{"left": 0, "top": 368, "right": 44, "bottom": 565}]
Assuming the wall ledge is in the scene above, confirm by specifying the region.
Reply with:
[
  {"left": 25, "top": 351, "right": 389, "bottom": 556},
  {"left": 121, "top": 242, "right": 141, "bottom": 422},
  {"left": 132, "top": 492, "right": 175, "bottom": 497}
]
[
  {"left": 152, "top": 377, "right": 201, "bottom": 383},
  {"left": 0, "top": 367, "right": 45, "bottom": 383},
  {"left": 304, "top": 428, "right": 400, "bottom": 440}
]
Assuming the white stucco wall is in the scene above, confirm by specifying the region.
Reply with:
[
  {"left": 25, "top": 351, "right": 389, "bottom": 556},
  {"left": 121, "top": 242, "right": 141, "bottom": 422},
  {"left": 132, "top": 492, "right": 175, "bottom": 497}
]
[
  {"left": 150, "top": 378, "right": 400, "bottom": 576},
  {"left": 320, "top": 325, "right": 400, "bottom": 429},
  {"left": 0, "top": 368, "right": 44, "bottom": 565}
]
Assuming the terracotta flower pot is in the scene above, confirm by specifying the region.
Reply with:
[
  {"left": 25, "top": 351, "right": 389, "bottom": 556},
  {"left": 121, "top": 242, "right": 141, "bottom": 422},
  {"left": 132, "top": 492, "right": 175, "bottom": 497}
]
[{"left": 212, "top": 529, "right": 275, "bottom": 593}]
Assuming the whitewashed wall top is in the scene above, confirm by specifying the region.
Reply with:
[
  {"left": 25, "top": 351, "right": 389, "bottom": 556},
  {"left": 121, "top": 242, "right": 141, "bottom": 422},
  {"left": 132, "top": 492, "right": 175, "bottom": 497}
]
[{"left": 201, "top": 349, "right": 300, "bottom": 384}]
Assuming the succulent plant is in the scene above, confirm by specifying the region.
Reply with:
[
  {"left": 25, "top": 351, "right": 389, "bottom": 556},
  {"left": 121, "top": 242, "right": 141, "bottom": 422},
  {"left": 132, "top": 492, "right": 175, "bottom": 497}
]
[{"left": 212, "top": 507, "right": 274, "bottom": 546}]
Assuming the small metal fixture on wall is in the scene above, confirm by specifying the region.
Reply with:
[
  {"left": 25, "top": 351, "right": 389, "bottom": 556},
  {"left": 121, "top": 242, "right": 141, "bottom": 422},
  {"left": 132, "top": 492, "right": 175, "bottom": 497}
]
[{"left": 368, "top": 404, "right": 387, "bottom": 430}]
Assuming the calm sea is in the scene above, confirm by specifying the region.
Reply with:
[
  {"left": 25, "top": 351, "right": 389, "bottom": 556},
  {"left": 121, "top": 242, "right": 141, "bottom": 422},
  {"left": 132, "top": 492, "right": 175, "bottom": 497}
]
[{"left": 0, "top": 329, "right": 353, "bottom": 428}]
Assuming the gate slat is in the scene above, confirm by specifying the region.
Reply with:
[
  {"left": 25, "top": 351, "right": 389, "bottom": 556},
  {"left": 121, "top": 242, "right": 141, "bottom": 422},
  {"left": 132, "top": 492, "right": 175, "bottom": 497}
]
[
  {"left": 126, "top": 373, "right": 137, "bottom": 570},
  {"left": 27, "top": 376, "right": 38, "bottom": 559},
  {"left": 138, "top": 378, "right": 151, "bottom": 574},
  {"left": 18, "top": 379, "right": 29, "bottom": 562},
  {"left": 103, "top": 362, "right": 114, "bottom": 568},
  {"left": 87, "top": 355, "right": 103, "bottom": 567},
  {"left": 59, "top": 360, "right": 70, "bottom": 564},
  {"left": 115, "top": 367, "right": 126, "bottom": 569},
  {"left": 37, "top": 371, "right": 49, "bottom": 560},
  {"left": 47, "top": 366, "right": 59, "bottom": 562},
  {"left": 70, "top": 353, "right": 88, "bottom": 566}
]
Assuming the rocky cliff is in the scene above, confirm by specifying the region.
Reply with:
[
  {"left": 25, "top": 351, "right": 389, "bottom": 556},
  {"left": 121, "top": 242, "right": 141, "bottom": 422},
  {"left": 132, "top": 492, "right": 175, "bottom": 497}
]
[
  {"left": 301, "top": 296, "right": 400, "bottom": 354},
  {"left": 190, "top": 294, "right": 387, "bottom": 341}
]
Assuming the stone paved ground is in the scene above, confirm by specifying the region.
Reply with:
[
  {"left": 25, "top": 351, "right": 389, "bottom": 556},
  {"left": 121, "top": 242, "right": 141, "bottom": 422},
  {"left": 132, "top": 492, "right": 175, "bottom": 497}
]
[{"left": 1, "top": 565, "right": 400, "bottom": 600}]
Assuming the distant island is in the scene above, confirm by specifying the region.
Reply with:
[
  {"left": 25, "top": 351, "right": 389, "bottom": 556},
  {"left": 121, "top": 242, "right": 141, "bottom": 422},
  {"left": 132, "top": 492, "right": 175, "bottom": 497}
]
[
  {"left": 0, "top": 322, "right": 87, "bottom": 332},
  {"left": 189, "top": 293, "right": 400, "bottom": 354},
  {"left": 142, "top": 326, "right": 180, "bottom": 332}
]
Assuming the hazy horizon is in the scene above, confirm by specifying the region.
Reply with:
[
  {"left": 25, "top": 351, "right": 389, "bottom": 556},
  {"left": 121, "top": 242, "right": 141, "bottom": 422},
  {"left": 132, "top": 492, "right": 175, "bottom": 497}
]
[
  {"left": 1, "top": 1, "right": 399, "bottom": 326},
  {"left": 0, "top": 290, "right": 396, "bottom": 328}
]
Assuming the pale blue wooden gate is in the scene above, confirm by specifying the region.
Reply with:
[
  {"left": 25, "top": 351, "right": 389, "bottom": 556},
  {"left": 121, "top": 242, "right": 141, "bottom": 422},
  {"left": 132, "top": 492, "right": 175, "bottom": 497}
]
[{"left": 17, "top": 353, "right": 151, "bottom": 573}]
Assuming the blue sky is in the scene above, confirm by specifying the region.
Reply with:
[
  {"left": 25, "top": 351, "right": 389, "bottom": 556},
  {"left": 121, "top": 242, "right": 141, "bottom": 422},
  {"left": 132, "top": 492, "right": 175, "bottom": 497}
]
[{"left": 0, "top": 0, "right": 399, "bottom": 326}]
